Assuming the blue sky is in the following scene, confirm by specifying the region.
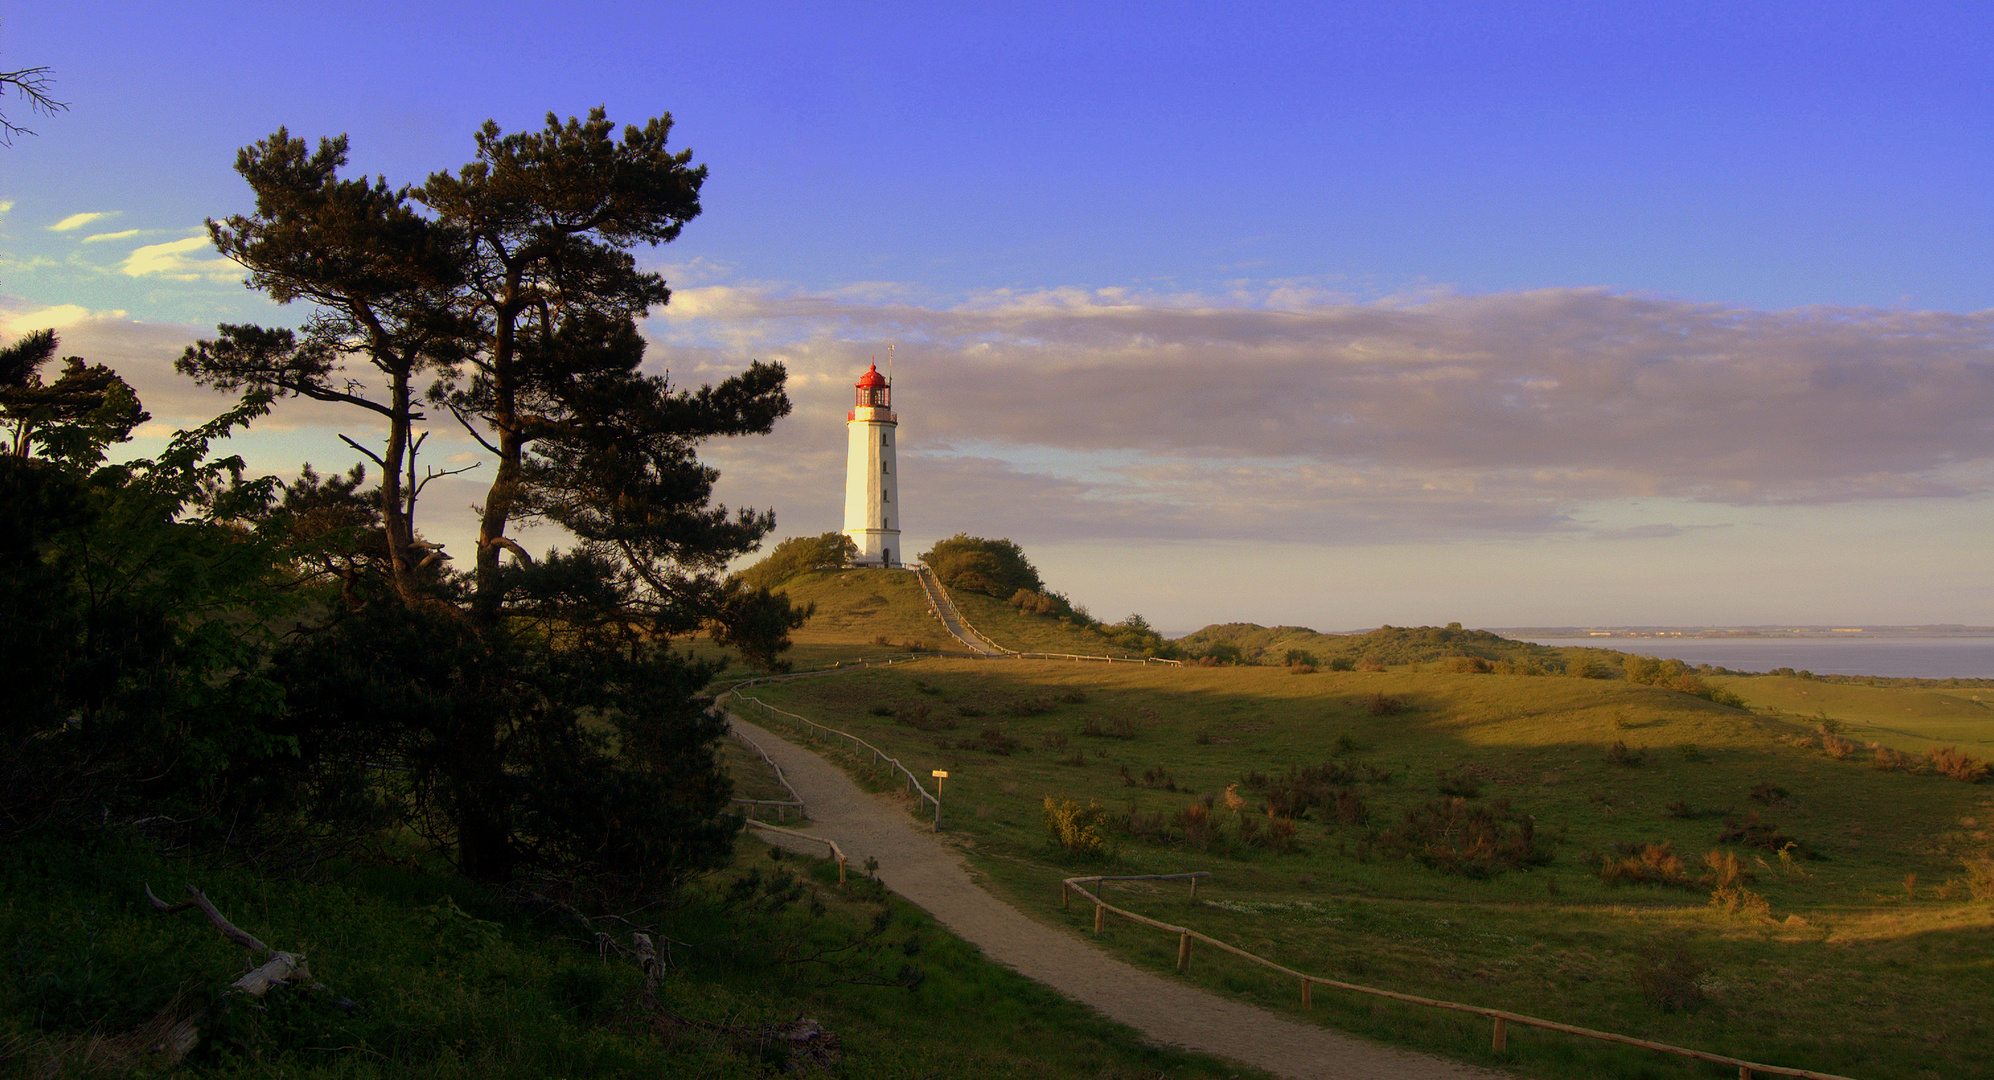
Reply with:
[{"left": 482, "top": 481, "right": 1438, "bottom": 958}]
[{"left": 4, "top": 2, "right": 1992, "bottom": 631}]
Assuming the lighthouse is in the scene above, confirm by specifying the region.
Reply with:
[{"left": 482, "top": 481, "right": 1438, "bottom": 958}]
[{"left": 843, "top": 363, "right": 900, "bottom": 567}]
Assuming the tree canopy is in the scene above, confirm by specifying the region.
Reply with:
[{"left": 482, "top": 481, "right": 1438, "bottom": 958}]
[
  {"left": 170, "top": 110, "right": 805, "bottom": 895},
  {"left": 920, "top": 534, "right": 1044, "bottom": 599},
  {"left": 733, "top": 531, "right": 857, "bottom": 592}
]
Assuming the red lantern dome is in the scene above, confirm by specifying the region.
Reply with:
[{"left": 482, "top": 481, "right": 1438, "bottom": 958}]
[{"left": 853, "top": 363, "right": 890, "bottom": 409}]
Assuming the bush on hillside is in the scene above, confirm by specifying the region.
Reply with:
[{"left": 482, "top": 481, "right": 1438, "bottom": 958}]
[
  {"left": 1174, "top": 622, "right": 1561, "bottom": 670},
  {"left": 921, "top": 534, "right": 1043, "bottom": 599},
  {"left": 732, "top": 532, "right": 857, "bottom": 591},
  {"left": 1369, "top": 797, "right": 1551, "bottom": 877},
  {"left": 1043, "top": 797, "right": 1109, "bottom": 854},
  {"left": 1594, "top": 841, "right": 1699, "bottom": 888}
]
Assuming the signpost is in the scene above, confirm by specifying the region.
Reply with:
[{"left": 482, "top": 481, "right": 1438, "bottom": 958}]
[{"left": 931, "top": 770, "right": 948, "bottom": 831}]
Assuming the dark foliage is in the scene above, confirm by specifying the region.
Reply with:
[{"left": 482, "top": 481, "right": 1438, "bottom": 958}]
[
  {"left": 732, "top": 532, "right": 857, "bottom": 591},
  {"left": 921, "top": 534, "right": 1043, "bottom": 599},
  {"left": 1369, "top": 797, "right": 1552, "bottom": 877},
  {"left": 164, "top": 111, "right": 801, "bottom": 898},
  {"left": 1718, "top": 813, "right": 1817, "bottom": 859}
]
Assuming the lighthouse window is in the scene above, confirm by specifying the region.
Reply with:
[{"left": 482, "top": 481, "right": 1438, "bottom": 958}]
[
  {"left": 882, "top": 489, "right": 889, "bottom": 502},
  {"left": 881, "top": 460, "right": 889, "bottom": 474}
]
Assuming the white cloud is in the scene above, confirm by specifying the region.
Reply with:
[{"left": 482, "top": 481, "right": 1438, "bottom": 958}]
[
  {"left": 0, "top": 303, "right": 128, "bottom": 338},
  {"left": 82, "top": 229, "right": 146, "bottom": 244},
  {"left": 119, "top": 233, "right": 240, "bottom": 283},
  {"left": 49, "top": 211, "right": 118, "bottom": 232}
]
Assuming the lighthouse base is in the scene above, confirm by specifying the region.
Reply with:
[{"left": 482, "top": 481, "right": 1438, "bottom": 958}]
[{"left": 844, "top": 528, "right": 902, "bottom": 569}]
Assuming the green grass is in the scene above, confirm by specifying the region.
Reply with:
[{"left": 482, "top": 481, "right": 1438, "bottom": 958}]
[
  {"left": 940, "top": 588, "right": 1154, "bottom": 657},
  {"left": 1715, "top": 673, "right": 1994, "bottom": 752},
  {"left": 718, "top": 735, "right": 796, "bottom": 805},
  {"left": 0, "top": 829, "right": 1264, "bottom": 1080},
  {"left": 741, "top": 653, "right": 1994, "bottom": 1080}
]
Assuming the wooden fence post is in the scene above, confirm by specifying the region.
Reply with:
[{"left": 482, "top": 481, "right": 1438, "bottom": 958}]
[
  {"left": 1301, "top": 978, "right": 1312, "bottom": 1008},
  {"left": 1189, "top": 876, "right": 1199, "bottom": 900},
  {"left": 1492, "top": 1017, "right": 1507, "bottom": 1051},
  {"left": 1093, "top": 903, "right": 1105, "bottom": 933},
  {"left": 1059, "top": 882, "right": 1068, "bottom": 909},
  {"left": 1177, "top": 933, "right": 1191, "bottom": 971},
  {"left": 836, "top": 855, "right": 847, "bottom": 885}
]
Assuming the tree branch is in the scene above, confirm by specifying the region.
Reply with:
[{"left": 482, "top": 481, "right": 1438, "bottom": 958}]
[
  {"left": 337, "top": 433, "right": 387, "bottom": 468},
  {"left": 145, "top": 883, "right": 273, "bottom": 954}
]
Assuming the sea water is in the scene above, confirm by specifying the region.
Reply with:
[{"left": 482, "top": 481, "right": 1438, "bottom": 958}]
[{"left": 1515, "top": 637, "right": 1994, "bottom": 680}]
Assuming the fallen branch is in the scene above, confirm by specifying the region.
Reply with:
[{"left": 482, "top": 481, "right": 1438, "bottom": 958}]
[{"left": 143, "top": 884, "right": 337, "bottom": 1065}]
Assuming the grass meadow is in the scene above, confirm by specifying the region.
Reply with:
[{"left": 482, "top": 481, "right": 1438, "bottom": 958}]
[
  {"left": 0, "top": 826, "right": 1261, "bottom": 1080},
  {"left": 736, "top": 572, "right": 1994, "bottom": 1080}
]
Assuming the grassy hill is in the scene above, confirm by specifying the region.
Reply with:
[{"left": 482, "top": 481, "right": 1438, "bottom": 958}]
[
  {"left": 1176, "top": 621, "right": 1568, "bottom": 668},
  {"left": 1711, "top": 672, "right": 1994, "bottom": 752},
  {"left": 701, "top": 568, "right": 1160, "bottom": 677},
  {"left": 0, "top": 819, "right": 1256, "bottom": 1080},
  {"left": 736, "top": 582, "right": 1994, "bottom": 1080}
]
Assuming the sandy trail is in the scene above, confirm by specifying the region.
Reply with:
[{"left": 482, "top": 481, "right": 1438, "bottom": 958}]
[{"left": 728, "top": 713, "right": 1510, "bottom": 1080}]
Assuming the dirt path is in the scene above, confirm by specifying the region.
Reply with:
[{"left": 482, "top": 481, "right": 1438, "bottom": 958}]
[{"left": 728, "top": 713, "right": 1511, "bottom": 1080}]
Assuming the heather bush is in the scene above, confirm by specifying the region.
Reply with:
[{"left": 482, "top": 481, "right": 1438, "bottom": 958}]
[
  {"left": 1365, "top": 692, "right": 1406, "bottom": 716},
  {"left": 1369, "top": 797, "right": 1551, "bottom": 877},
  {"left": 1043, "top": 797, "right": 1109, "bottom": 854},
  {"left": 1719, "top": 812, "right": 1814, "bottom": 858},
  {"left": 1605, "top": 740, "right": 1647, "bottom": 767},
  {"left": 1435, "top": 768, "right": 1482, "bottom": 798},
  {"left": 1595, "top": 841, "right": 1698, "bottom": 888},
  {"left": 1748, "top": 781, "right": 1789, "bottom": 804},
  {"left": 1631, "top": 936, "right": 1709, "bottom": 1012},
  {"left": 1926, "top": 745, "right": 1992, "bottom": 783}
]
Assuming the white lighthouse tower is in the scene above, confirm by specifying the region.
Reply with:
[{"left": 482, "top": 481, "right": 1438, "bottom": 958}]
[{"left": 843, "top": 362, "right": 900, "bottom": 567}]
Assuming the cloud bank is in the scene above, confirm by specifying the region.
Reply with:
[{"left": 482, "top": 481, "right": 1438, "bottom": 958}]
[
  {"left": 12, "top": 281, "right": 1991, "bottom": 556},
  {"left": 659, "top": 282, "right": 1994, "bottom": 545}
]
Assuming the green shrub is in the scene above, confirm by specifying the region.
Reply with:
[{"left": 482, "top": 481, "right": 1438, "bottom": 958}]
[
  {"left": 1631, "top": 936, "right": 1709, "bottom": 1011},
  {"left": 1926, "top": 745, "right": 1992, "bottom": 783},
  {"left": 921, "top": 535, "right": 1044, "bottom": 599},
  {"left": 1043, "top": 797, "right": 1109, "bottom": 854},
  {"left": 1370, "top": 797, "right": 1551, "bottom": 877},
  {"left": 732, "top": 532, "right": 856, "bottom": 590},
  {"left": 1595, "top": 841, "right": 1698, "bottom": 887}
]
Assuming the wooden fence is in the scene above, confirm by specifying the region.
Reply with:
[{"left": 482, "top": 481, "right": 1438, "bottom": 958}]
[
  {"left": 744, "top": 820, "right": 848, "bottom": 884},
  {"left": 727, "top": 692, "right": 943, "bottom": 825},
  {"left": 1062, "top": 874, "right": 1858, "bottom": 1080},
  {"left": 727, "top": 726, "right": 805, "bottom": 821},
  {"left": 910, "top": 563, "right": 1184, "bottom": 667}
]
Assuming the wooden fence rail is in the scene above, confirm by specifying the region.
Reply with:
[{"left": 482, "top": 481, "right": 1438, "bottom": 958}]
[
  {"left": 727, "top": 727, "right": 806, "bottom": 820},
  {"left": 726, "top": 692, "right": 942, "bottom": 820},
  {"left": 1062, "top": 875, "right": 1858, "bottom": 1080},
  {"left": 909, "top": 562, "right": 1184, "bottom": 667},
  {"left": 744, "top": 820, "right": 848, "bottom": 884}
]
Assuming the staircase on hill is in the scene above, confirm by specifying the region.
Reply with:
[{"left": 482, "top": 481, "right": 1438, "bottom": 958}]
[{"left": 910, "top": 564, "right": 1011, "bottom": 656}]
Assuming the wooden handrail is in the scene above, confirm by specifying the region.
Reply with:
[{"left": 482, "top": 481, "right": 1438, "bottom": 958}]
[
  {"left": 1062, "top": 875, "right": 1858, "bottom": 1080},
  {"left": 726, "top": 692, "right": 941, "bottom": 814},
  {"left": 744, "top": 820, "right": 848, "bottom": 884}
]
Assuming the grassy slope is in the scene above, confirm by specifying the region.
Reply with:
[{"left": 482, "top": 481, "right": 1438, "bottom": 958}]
[
  {"left": 1714, "top": 674, "right": 1994, "bottom": 752},
  {"left": 0, "top": 829, "right": 1260, "bottom": 1080},
  {"left": 741, "top": 590, "right": 1994, "bottom": 1080},
  {"left": 694, "top": 569, "right": 1147, "bottom": 679}
]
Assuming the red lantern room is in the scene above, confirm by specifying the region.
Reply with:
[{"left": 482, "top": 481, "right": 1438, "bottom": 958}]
[{"left": 854, "top": 363, "right": 890, "bottom": 409}]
